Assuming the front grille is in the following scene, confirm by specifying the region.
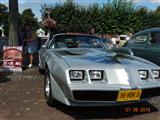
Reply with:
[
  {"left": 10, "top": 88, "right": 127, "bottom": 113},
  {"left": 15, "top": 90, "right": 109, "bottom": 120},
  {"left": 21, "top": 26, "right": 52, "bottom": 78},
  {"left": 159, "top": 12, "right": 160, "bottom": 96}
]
[
  {"left": 72, "top": 87, "right": 160, "bottom": 101},
  {"left": 141, "top": 87, "right": 160, "bottom": 99},
  {"left": 73, "top": 91, "right": 118, "bottom": 101}
]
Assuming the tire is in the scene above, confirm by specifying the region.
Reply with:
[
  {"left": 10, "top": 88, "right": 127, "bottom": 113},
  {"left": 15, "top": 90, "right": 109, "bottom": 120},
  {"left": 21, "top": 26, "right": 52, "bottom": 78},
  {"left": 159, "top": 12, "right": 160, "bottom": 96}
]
[
  {"left": 39, "top": 67, "right": 45, "bottom": 74},
  {"left": 44, "top": 70, "right": 56, "bottom": 106}
]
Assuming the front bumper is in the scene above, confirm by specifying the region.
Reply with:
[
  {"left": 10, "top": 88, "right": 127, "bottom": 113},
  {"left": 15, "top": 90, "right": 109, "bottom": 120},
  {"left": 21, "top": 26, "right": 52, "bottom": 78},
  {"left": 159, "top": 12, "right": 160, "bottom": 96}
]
[
  {"left": 68, "top": 99, "right": 146, "bottom": 106},
  {"left": 66, "top": 87, "right": 160, "bottom": 106},
  {"left": 72, "top": 87, "right": 160, "bottom": 101}
]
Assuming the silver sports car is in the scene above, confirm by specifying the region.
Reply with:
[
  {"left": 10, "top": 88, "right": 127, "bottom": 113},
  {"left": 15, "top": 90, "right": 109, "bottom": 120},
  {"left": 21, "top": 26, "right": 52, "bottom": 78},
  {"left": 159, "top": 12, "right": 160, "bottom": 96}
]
[{"left": 39, "top": 33, "right": 160, "bottom": 106}]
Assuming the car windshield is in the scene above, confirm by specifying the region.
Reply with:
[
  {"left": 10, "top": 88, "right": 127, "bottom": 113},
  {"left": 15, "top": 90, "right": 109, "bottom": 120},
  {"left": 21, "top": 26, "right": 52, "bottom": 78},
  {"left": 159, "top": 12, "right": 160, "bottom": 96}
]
[
  {"left": 101, "top": 38, "right": 113, "bottom": 44},
  {"left": 50, "top": 35, "right": 106, "bottom": 49}
]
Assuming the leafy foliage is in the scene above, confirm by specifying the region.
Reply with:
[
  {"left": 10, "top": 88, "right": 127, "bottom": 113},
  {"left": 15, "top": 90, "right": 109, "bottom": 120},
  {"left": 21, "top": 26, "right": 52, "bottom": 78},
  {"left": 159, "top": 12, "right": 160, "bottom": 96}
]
[
  {"left": 0, "top": 3, "right": 9, "bottom": 36},
  {"left": 0, "top": 4, "right": 39, "bottom": 37},
  {"left": 19, "top": 9, "right": 39, "bottom": 30},
  {"left": 1, "top": 0, "right": 160, "bottom": 38},
  {"left": 41, "top": 0, "right": 160, "bottom": 35}
]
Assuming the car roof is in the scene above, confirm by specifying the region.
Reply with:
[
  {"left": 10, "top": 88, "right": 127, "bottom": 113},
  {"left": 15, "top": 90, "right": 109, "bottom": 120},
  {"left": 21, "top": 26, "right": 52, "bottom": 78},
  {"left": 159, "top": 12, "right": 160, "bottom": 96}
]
[
  {"left": 119, "top": 35, "right": 128, "bottom": 37},
  {"left": 53, "top": 33, "right": 101, "bottom": 38},
  {"left": 133, "top": 28, "right": 160, "bottom": 37}
]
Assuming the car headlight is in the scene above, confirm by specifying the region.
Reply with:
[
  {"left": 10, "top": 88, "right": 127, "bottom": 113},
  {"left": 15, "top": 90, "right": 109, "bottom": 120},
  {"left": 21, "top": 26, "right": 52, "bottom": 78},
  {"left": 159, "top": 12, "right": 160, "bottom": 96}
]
[
  {"left": 152, "top": 70, "right": 160, "bottom": 79},
  {"left": 69, "top": 70, "right": 84, "bottom": 80},
  {"left": 139, "top": 70, "right": 148, "bottom": 80},
  {"left": 89, "top": 70, "right": 103, "bottom": 80}
]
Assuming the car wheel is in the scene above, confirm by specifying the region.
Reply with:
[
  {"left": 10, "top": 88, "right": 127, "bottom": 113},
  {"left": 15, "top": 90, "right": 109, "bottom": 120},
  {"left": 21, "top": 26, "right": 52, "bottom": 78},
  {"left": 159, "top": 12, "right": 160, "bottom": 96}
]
[
  {"left": 44, "top": 70, "right": 56, "bottom": 106},
  {"left": 39, "top": 67, "right": 45, "bottom": 74}
]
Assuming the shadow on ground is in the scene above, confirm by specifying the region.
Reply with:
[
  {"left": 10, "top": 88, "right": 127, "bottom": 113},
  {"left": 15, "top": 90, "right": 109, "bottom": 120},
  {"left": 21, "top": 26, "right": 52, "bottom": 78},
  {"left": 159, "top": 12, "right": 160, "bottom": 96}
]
[
  {"left": 0, "top": 71, "right": 12, "bottom": 83},
  {"left": 53, "top": 101, "right": 159, "bottom": 119},
  {"left": 0, "top": 57, "right": 12, "bottom": 83}
]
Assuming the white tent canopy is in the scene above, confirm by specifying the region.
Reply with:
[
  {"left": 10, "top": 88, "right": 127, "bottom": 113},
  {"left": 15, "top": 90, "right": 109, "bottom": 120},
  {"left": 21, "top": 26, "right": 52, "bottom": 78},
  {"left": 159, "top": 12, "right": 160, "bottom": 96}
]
[{"left": 36, "top": 28, "right": 49, "bottom": 38}]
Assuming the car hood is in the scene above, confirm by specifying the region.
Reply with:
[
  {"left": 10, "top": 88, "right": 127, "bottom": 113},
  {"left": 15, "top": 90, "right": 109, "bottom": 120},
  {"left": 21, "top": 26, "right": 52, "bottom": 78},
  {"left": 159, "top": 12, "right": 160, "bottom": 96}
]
[{"left": 52, "top": 48, "right": 156, "bottom": 68}]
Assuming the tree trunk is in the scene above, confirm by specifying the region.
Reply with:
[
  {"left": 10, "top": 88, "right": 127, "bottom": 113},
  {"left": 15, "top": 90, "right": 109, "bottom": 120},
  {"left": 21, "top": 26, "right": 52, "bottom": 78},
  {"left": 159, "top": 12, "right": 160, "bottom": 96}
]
[{"left": 9, "top": 0, "right": 19, "bottom": 46}]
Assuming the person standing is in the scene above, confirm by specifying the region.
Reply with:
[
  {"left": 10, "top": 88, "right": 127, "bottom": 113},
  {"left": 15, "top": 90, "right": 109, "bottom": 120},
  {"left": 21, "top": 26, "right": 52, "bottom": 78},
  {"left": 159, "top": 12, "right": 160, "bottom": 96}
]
[
  {"left": 88, "top": 27, "right": 96, "bottom": 35},
  {"left": 23, "top": 24, "right": 37, "bottom": 68}
]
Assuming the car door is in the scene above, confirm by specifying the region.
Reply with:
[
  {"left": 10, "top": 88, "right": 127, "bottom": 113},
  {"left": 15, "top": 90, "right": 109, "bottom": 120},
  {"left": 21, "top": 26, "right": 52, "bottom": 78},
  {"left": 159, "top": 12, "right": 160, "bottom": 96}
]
[
  {"left": 127, "top": 34, "right": 148, "bottom": 58},
  {"left": 142, "top": 33, "right": 160, "bottom": 66},
  {"left": 39, "top": 37, "right": 53, "bottom": 68}
]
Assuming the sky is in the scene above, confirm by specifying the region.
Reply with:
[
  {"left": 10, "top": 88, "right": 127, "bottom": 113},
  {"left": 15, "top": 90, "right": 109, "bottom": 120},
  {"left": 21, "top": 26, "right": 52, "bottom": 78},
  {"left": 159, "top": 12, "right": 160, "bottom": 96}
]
[{"left": 1, "top": 0, "right": 160, "bottom": 21}]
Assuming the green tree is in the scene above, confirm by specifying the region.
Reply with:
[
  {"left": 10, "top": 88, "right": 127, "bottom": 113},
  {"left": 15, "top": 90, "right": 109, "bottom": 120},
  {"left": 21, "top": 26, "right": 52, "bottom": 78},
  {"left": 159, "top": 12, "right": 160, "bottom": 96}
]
[
  {"left": 86, "top": 4, "right": 102, "bottom": 33},
  {"left": 9, "top": 0, "right": 19, "bottom": 45},
  {"left": 151, "top": 6, "right": 160, "bottom": 28},
  {"left": 0, "top": 3, "right": 8, "bottom": 26},
  {"left": 105, "top": 0, "right": 135, "bottom": 34},
  {"left": 40, "top": 0, "right": 160, "bottom": 35},
  {"left": 20, "top": 9, "right": 39, "bottom": 30},
  {"left": 0, "top": 3, "right": 9, "bottom": 36}
]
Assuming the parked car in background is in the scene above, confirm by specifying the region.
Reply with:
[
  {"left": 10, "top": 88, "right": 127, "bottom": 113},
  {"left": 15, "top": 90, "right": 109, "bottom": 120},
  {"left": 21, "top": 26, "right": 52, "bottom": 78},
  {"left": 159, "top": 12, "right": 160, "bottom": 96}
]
[
  {"left": 39, "top": 33, "right": 160, "bottom": 106},
  {"left": 119, "top": 35, "right": 130, "bottom": 47},
  {"left": 122, "top": 28, "right": 160, "bottom": 66}
]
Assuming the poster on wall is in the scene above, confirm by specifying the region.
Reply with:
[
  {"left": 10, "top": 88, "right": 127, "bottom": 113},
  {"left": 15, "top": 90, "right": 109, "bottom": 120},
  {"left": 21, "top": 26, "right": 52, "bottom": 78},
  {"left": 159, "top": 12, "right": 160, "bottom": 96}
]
[{"left": 3, "top": 46, "right": 23, "bottom": 72}]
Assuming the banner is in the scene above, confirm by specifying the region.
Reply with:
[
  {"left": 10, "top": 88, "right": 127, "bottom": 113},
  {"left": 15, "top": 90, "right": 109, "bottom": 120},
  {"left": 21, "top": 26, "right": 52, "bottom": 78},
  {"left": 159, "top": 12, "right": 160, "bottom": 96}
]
[{"left": 3, "top": 46, "right": 23, "bottom": 72}]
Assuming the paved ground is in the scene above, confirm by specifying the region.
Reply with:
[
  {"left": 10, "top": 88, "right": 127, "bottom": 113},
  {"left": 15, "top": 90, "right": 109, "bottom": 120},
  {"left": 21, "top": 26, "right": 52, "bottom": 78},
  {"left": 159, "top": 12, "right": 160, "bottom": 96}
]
[{"left": 0, "top": 67, "right": 160, "bottom": 120}]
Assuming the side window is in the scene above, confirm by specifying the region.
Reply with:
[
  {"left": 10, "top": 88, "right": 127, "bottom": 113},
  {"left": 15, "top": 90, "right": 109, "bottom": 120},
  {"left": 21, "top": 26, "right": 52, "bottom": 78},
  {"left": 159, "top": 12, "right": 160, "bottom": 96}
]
[
  {"left": 148, "top": 32, "right": 160, "bottom": 44},
  {"left": 133, "top": 35, "right": 148, "bottom": 44},
  {"left": 49, "top": 36, "right": 66, "bottom": 49}
]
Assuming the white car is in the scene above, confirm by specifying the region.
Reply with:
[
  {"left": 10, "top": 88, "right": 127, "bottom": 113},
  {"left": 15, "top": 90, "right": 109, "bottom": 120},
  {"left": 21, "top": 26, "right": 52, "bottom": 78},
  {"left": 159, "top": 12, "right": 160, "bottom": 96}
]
[{"left": 39, "top": 33, "right": 160, "bottom": 106}]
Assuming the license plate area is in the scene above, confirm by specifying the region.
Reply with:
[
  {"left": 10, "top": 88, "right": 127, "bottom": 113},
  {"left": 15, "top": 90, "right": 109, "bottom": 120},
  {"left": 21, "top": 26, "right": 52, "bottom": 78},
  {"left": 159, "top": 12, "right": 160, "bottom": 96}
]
[{"left": 117, "top": 89, "right": 142, "bottom": 102}]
